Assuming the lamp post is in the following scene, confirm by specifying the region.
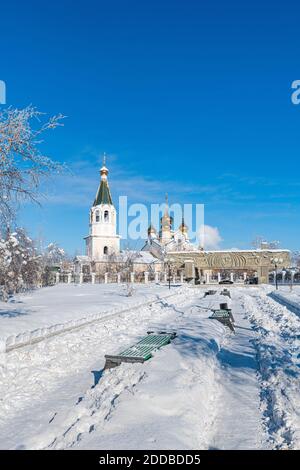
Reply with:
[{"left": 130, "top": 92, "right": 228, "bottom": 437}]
[
  {"left": 289, "top": 268, "right": 297, "bottom": 291},
  {"left": 166, "top": 257, "right": 175, "bottom": 290},
  {"left": 271, "top": 257, "right": 283, "bottom": 290}
]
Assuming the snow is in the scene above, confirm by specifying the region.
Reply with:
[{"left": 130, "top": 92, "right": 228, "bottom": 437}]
[
  {"left": 0, "top": 283, "right": 180, "bottom": 350},
  {"left": 0, "top": 284, "right": 299, "bottom": 450},
  {"left": 267, "top": 285, "right": 300, "bottom": 315},
  {"left": 241, "top": 287, "right": 300, "bottom": 448},
  {"left": 209, "top": 296, "right": 266, "bottom": 450}
]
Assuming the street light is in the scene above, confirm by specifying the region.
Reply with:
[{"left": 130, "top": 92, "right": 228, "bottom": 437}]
[
  {"left": 271, "top": 257, "right": 283, "bottom": 290},
  {"left": 289, "top": 267, "right": 297, "bottom": 291},
  {"left": 166, "top": 257, "right": 175, "bottom": 290}
]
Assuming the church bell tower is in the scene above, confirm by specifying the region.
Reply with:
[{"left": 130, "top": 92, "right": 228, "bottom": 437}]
[{"left": 84, "top": 154, "right": 120, "bottom": 260}]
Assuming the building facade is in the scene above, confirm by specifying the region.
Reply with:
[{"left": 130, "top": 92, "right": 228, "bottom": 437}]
[
  {"left": 142, "top": 197, "right": 290, "bottom": 283},
  {"left": 75, "top": 159, "right": 290, "bottom": 283}
]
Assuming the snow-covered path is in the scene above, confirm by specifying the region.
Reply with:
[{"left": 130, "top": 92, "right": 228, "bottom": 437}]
[
  {"left": 1, "top": 284, "right": 299, "bottom": 450},
  {"left": 240, "top": 287, "right": 300, "bottom": 449},
  {"left": 71, "top": 290, "right": 267, "bottom": 451},
  {"left": 209, "top": 294, "right": 268, "bottom": 449}
]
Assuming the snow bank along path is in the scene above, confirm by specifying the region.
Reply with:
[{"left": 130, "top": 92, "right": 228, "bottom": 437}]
[
  {"left": 269, "top": 290, "right": 300, "bottom": 316},
  {"left": 0, "top": 284, "right": 182, "bottom": 353},
  {"left": 241, "top": 287, "right": 300, "bottom": 449},
  {"left": 0, "top": 285, "right": 271, "bottom": 450}
]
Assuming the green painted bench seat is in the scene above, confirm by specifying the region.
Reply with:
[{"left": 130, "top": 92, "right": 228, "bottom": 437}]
[
  {"left": 104, "top": 332, "right": 176, "bottom": 369},
  {"left": 209, "top": 308, "right": 235, "bottom": 332}
]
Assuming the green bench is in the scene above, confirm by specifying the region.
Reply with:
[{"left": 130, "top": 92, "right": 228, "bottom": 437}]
[
  {"left": 209, "top": 303, "right": 235, "bottom": 332},
  {"left": 104, "top": 331, "right": 177, "bottom": 369},
  {"left": 204, "top": 289, "right": 217, "bottom": 297},
  {"left": 220, "top": 288, "right": 231, "bottom": 298}
]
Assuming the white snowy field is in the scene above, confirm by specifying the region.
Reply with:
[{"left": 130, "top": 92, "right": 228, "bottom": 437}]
[
  {"left": 0, "top": 284, "right": 299, "bottom": 450},
  {"left": 0, "top": 283, "right": 180, "bottom": 351}
]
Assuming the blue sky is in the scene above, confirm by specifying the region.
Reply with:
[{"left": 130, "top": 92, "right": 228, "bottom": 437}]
[{"left": 1, "top": 0, "right": 300, "bottom": 254}]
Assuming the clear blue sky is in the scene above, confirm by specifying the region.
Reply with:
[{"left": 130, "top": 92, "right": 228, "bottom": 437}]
[{"left": 1, "top": 0, "right": 300, "bottom": 254}]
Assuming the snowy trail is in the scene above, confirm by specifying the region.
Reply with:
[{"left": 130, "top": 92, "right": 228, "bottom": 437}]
[
  {"left": 34, "top": 293, "right": 225, "bottom": 450},
  {"left": 44, "top": 290, "right": 268, "bottom": 450},
  {"left": 1, "top": 285, "right": 299, "bottom": 449},
  {"left": 209, "top": 293, "right": 268, "bottom": 449},
  {"left": 240, "top": 288, "right": 300, "bottom": 449}
]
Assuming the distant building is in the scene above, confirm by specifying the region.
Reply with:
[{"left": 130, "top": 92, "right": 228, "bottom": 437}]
[
  {"left": 142, "top": 195, "right": 290, "bottom": 284},
  {"left": 75, "top": 156, "right": 290, "bottom": 284},
  {"left": 142, "top": 194, "right": 196, "bottom": 257}
]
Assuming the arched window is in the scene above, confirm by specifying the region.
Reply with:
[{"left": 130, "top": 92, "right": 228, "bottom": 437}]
[
  {"left": 104, "top": 210, "right": 109, "bottom": 222},
  {"left": 90, "top": 211, "right": 93, "bottom": 223},
  {"left": 95, "top": 210, "right": 100, "bottom": 222},
  {"left": 103, "top": 246, "right": 108, "bottom": 255}
]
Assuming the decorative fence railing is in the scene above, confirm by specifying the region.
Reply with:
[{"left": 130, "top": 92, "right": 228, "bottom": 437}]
[
  {"left": 50, "top": 270, "right": 261, "bottom": 285},
  {"left": 51, "top": 271, "right": 185, "bottom": 285}
]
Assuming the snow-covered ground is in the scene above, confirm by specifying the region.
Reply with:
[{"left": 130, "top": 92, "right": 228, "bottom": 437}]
[
  {"left": 267, "top": 285, "right": 300, "bottom": 315},
  {"left": 241, "top": 287, "right": 300, "bottom": 448},
  {"left": 0, "top": 283, "right": 299, "bottom": 450},
  {"left": 0, "top": 283, "right": 180, "bottom": 351}
]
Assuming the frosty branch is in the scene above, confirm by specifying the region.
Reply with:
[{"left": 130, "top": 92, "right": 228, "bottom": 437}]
[{"left": 0, "top": 106, "right": 65, "bottom": 227}]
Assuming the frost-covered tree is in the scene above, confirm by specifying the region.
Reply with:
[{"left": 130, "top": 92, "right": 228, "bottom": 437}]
[
  {"left": 0, "top": 106, "right": 65, "bottom": 228},
  {"left": 0, "top": 228, "right": 42, "bottom": 301},
  {"left": 251, "top": 236, "right": 280, "bottom": 250},
  {"left": 290, "top": 251, "right": 300, "bottom": 268},
  {"left": 44, "top": 242, "right": 66, "bottom": 266}
]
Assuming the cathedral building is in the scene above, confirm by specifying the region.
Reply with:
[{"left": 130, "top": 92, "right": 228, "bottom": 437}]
[
  {"left": 142, "top": 194, "right": 196, "bottom": 256},
  {"left": 142, "top": 195, "right": 290, "bottom": 284},
  {"left": 75, "top": 157, "right": 290, "bottom": 284}
]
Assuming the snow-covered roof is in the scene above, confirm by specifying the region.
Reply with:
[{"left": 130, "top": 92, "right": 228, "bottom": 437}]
[
  {"left": 120, "top": 250, "right": 161, "bottom": 264},
  {"left": 73, "top": 252, "right": 161, "bottom": 264},
  {"left": 167, "top": 249, "right": 290, "bottom": 254},
  {"left": 203, "top": 249, "right": 290, "bottom": 253},
  {"left": 74, "top": 255, "right": 91, "bottom": 262},
  {"left": 134, "top": 251, "right": 160, "bottom": 264}
]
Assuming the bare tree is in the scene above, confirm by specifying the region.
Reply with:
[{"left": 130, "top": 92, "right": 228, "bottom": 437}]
[
  {"left": 103, "top": 250, "right": 118, "bottom": 276},
  {"left": 119, "top": 249, "right": 140, "bottom": 282},
  {"left": 268, "top": 240, "right": 280, "bottom": 249},
  {"left": 251, "top": 236, "right": 266, "bottom": 250},
  {"left": 0, "top": 106, "right": 65, "bottom": 228},
  {"left": 251, "top": 236, "right": 280, "bottom": 250},
  {"left": 290, "top": 251, "right": 300, "bottom": 268}
]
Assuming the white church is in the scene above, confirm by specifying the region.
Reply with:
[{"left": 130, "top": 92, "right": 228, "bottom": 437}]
[
  {"left": 74, "top": 157, "right": 193, "bottom": 277},
  {"left": 74, "top": 159, "right": 159, "bottom": 277},
  {"left": 74, "top": 156, "right": 290, "bottom": 283},
  {"left": 84, "top": 159, "right": 121, "bottom": 259}
]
